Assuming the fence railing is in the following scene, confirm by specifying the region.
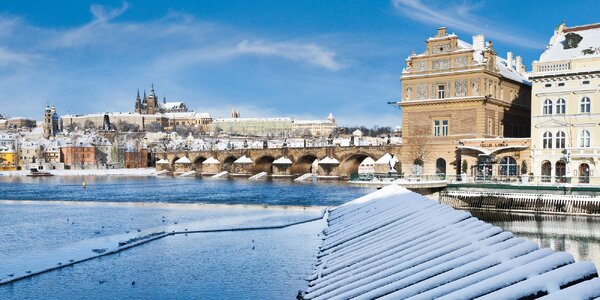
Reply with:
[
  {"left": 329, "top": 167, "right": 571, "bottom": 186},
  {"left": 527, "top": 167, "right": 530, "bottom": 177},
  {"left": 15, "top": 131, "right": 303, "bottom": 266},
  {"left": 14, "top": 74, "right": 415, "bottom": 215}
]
[
  {"left": 350, "top": 173, "right": 600, "bottom": 187},
  {"left": 440, "top": 190, "right": 600, "bottom": 215}
]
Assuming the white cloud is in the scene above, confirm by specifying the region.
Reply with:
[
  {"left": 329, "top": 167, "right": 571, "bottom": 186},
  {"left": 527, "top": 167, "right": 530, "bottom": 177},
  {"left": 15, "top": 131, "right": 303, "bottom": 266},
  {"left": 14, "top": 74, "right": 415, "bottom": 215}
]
[
  {"left": 391, "top": 0, "right": 545, "bottom": 49},
  {"left": 236, "top": 40, "right": 344, "bottom": 71},
  {"left": 0, "top": 46, "right": 34, "bottom": 66}
]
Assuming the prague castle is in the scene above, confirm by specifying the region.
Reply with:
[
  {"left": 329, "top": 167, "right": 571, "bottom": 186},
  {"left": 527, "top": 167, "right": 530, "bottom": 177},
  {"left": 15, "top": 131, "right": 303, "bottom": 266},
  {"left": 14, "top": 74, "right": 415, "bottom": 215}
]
[{"left": 61, "top": 84, "right": 212, "bottom": 133}]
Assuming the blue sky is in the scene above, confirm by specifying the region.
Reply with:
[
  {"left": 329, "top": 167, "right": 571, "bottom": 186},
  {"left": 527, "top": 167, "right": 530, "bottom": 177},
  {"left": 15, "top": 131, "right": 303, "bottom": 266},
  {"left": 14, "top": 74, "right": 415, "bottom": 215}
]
[{"left": 0, "top": 0, "right": 598, "bottom": 126}]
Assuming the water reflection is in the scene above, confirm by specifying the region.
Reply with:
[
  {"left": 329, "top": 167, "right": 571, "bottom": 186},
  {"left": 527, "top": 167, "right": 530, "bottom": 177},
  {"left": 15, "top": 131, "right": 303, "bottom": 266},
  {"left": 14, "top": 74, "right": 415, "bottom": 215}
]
[{"left": 470, "top": 210, "right": 600, "bottom": 266}]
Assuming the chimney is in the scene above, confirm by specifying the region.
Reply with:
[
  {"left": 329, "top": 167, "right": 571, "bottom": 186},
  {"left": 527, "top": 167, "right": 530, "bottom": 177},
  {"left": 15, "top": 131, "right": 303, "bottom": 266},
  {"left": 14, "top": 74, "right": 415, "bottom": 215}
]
[
  {"left": 473, "top": 35, "right": 485, "bottom": 51},
  {"left": 436, "top": 27, "right": 447, "bottom": 37},
  {"left": 516, "top": 56, "right": 524, "bottom": 73},
  {"left": 507, "top": 52, "right": 513, "bottom": 69}
]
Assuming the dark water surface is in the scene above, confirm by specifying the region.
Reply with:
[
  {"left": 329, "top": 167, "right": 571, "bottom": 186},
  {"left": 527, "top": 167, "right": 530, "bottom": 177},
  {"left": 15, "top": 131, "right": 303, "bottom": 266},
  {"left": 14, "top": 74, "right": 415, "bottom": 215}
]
[{"left": 0, "top": 176, "right": 372, "bottom": 206}]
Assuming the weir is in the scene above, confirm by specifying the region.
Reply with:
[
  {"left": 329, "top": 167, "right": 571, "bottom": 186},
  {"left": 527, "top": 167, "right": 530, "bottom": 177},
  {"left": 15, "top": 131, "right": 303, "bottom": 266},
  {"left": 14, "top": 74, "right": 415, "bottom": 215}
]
[
  {"left": 0, "top": 212, "right": 325, "bottom": 286},
  {"left": 440, "top": 190, "right": 600, "bottom": 215}
]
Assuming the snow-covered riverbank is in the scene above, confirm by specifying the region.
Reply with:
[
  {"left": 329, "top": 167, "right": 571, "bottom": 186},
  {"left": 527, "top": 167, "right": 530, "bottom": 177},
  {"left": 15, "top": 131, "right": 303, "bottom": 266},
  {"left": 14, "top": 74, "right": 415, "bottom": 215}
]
[{"left": 0, "top": 168, "right": 157, "bottom": 177}]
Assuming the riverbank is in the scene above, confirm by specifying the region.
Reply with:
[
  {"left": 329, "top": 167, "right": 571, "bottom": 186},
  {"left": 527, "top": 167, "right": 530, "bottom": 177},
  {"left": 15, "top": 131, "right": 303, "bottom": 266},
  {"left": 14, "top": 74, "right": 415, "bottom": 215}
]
[{"left": 0, "top": 168, "right": 157, "bottom": 177}]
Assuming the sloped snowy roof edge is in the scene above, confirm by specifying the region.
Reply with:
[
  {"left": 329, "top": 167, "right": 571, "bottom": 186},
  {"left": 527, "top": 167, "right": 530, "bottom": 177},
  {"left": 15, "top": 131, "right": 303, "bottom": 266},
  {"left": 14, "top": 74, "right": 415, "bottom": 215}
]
[{"left": 301, "top": 185, "right": 600, "bottom": 299}]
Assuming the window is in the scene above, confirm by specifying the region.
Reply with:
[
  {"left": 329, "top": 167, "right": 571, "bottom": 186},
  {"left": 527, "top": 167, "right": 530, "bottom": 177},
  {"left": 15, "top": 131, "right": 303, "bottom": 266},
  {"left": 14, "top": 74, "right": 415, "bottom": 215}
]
[
  {"left": 499, "top": 156, "right": 517, "bottom": 176},
  {"left": 556, "top": 98, "right": 566, "bottom": 114},
  {"left": 580, "top": 130, "right": 591, "bottom": 148},
  {"left": 441, "top": 120, "right": 448, "bottom": 136},
  {"left": 434, "top": 120, "right": 440, "bottom": 136},
  {"left": 544, "top": 83, "right": 552, "bottom": 88},
  {"left": 579, "top": 163, "right": 590, "bottom": 183},
  {"left": 583, "top": 80, "right": 590, "bottom": 85},
  {"left": 541, "top": 160, "right": 552, "bottom": 182},
  {"left": 558, "top": 83, "right": 565, "bottom": 87},
  {"left": 555, "top": 160, "right": 566, "bottom": 183},
  {"left": 543, "top": 99, "right": 553, "bottom": 115},
  {"left": 580, "top": 97, "right": 591, "bottom": 113},
  {"left": 543, "top": 132, "right": 553, "bottom": 149},
  {"left": 438, "top": 85, "right": 445, "bottom": 99},
  {"left": 556, "top": 131, "right": 566, "bottom": 149}
]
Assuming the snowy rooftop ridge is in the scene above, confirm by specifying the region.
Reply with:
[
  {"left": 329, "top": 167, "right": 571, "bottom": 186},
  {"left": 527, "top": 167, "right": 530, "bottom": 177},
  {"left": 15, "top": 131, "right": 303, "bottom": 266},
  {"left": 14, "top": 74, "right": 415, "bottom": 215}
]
[
  {"left": 301, "top": 185, "right": 600, "bottom": 299},
  {"left": 539, "top": 22, "right": 600, "bottom": 62}
]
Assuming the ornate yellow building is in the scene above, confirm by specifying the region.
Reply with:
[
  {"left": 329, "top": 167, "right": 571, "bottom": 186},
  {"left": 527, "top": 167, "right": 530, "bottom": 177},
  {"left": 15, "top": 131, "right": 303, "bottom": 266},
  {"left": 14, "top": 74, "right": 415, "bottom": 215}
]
[
  {"left": 398, "top": 27, "right": 531, "bottom": 177},
  {"left": 530, "top": 22, "right": 600, "bottom": 184},
  {"left": 0, "top": 148, "right": 16, "bottom": 171}
]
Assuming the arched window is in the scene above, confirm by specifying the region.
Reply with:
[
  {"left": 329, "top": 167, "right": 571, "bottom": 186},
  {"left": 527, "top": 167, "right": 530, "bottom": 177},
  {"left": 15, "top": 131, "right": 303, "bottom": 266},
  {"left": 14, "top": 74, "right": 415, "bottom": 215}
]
[
  {"left": 580, "top": 130, "right": 591, "bottom": 148},
  {"left": 555, "top": 160, "right": 566, "bottom": 183},
  {"left": 541, "top": 161, "right": 552, "bottom": 182},
  {"left": 555, "top": 131, "right": 566, "bottom": 149},
  {"left": 579, "top": 163, "right": 590, "bottom": 184},
  {"left": 543, "top": 99, "right": 553, "bottom": 115},
  {"left": 543, "top": 132, "right": 553, "bottom": 149},
  {"left": 556, "top": 98, "right": 566, "bottom": 114},
  {"left": 580, "top": 97, "right": 591, "bottom": 113},
  {"left": 499, "top": 156, "right": 517, "bottom": 176},
  {"left": 436, "top": 158, "right": 446, "bottom": 175}
]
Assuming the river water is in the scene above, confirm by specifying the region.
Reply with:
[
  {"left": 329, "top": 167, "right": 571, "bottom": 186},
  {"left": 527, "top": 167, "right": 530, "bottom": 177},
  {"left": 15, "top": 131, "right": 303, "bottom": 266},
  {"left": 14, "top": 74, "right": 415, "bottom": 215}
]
[{"left": 1, "top": 177, "right": 600, "bottom": 299}]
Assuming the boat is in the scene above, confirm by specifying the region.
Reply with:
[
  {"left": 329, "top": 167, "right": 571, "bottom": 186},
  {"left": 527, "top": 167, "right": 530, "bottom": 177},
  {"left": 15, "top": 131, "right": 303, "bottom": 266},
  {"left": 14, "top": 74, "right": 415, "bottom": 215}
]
[{"left": 26, "top": 168, "right": 53, "bottom": 177}]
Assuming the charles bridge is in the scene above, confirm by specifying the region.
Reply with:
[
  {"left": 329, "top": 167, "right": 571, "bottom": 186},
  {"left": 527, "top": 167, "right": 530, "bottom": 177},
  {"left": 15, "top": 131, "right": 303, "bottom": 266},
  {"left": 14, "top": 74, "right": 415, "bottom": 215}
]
[{"left": 156, "top": 145, "right": 402, "bottom": 178}]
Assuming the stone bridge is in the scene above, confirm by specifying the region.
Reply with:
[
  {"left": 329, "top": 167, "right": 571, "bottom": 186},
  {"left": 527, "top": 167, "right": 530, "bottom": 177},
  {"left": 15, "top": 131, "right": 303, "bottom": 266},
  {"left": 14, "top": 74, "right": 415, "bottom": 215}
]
[{"left": 157, "top": 145, "right": 402, "bottom": 178}]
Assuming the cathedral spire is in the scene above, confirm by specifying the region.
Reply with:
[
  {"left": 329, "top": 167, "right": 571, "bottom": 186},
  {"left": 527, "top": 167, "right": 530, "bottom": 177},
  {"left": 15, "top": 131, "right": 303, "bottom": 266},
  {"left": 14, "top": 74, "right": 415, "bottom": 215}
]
[
  {"left": 150, "top": 82, "right": 155, "bottom": 97},
  {"left": 136, "top": 89, "right": 141, "bottom": 100}
]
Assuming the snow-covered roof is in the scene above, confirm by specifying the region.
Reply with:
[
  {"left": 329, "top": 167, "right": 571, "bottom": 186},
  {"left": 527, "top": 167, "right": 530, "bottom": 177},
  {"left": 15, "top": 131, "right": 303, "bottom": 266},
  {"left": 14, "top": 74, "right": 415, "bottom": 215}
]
[
  {"left": 213, "top": 117, "right": 294, "bottom": 122},
  {"left": 156, "top": 159, "right": 169, "bottom": 164},
  {"left": 301, "top": 185, "right": 600, "bottom": 299},
  {"left": 540, "top": 23, "right": 600, "bottom": 62},
  {"left": 375, "top": 153, "right": 393, "bottom": 164},
  {"left": 273, "top": 156, "right": 293, "bottom": 164},
  {"left": 319, "top": 157, "right": 339, "bottom": 164},
  {"left": 234, "top": 155, "right": 253, "bottom": 164},
  {"left": 174, "top": 156, "right": 192, "bottom": 164},
  {"left": 359, "top": 157, "right": 375, "bottom": 165},
  {"left": 352, "top": 129, "right": 363, "bottom": 137},
  {"left": 496, "top": 56, "right": 529, "bottom": 84},
  {"left": 202, "top": 157, "right": 220, "bottom": 164}
]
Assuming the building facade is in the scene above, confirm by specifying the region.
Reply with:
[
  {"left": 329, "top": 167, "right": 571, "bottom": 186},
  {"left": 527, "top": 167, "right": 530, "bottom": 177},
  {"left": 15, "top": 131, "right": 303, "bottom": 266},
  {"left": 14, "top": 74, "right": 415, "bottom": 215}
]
[
  {"left": 291, "top": 113, "right": 337, "bottom": 137},
  {"left": 211, "top": 117, "right": 294, "bottom": 137},
  {"left": 530, "top": 22, "right": 600, "bottom": 184},
  {"left": 60, "top": 144, "right": 96, "bottom": 169},
  {"left": 398, "top": 27, "right": 532, "bottom": 176}
]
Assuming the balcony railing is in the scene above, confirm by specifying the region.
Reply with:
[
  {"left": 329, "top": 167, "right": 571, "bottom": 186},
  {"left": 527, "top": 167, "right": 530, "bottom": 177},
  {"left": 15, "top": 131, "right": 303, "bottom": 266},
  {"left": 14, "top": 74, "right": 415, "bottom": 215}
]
[{"left": 533, "top": 60, "right": 571, "bottom": 74}]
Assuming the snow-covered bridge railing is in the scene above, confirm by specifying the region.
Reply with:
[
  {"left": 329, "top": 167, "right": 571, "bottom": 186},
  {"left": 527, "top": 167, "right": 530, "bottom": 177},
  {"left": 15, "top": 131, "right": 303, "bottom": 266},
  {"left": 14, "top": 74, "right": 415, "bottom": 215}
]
[
  {"left": 301, "top": 185, "right": 600, "bottom": 299},
  {"left": 441, "top": 190, "right": 600, "bottom": 215}
]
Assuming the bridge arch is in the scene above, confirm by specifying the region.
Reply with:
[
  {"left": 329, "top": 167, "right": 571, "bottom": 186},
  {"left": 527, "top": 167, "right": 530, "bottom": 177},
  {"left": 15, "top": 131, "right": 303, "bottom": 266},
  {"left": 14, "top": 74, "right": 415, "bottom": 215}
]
[
  {"left": 171, "top": 156, "right": 180, "bottom": 168},
  {"left": 338, "top": 153, "right": 373, "bottom": 177},
  {"left": 291, "top": 154, "right": 318, "bottom": 175},
  {"left": 223, "top": 155, "right": 237, "bottom": 173},
  {"left": 254, "top": 155, "right": 275, "bottom": 173},
  {"left": 193, "top": 156, "right": 207, "bottom": 171}
]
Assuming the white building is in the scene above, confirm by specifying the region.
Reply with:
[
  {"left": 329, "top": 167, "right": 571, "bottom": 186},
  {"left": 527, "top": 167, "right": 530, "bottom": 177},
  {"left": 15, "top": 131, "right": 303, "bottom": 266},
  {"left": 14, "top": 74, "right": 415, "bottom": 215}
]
[{"left": 530, "top": 22, "right": 600, "bottom": 184}]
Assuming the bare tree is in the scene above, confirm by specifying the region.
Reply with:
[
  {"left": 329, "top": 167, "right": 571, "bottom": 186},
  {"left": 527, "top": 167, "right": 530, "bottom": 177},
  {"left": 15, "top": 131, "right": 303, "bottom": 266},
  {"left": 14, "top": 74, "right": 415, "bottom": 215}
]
[
  {"left": 117, "top": 120, "right": 140, "bottom": 132},
  {"left": 83, "top": 120, "right": 96, "bottom": 130},
  {"left": 145, "top": 121, "right": 164, "bottom": 132},
  {"left": 406, "top": 125, "right": 431, "bottom": 175}
]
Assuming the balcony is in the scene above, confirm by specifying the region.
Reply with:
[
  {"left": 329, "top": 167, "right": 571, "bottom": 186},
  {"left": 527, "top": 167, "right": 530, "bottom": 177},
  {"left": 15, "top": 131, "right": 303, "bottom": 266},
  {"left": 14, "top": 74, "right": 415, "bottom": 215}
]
[{"left": 533, "top": 60, "right": 572, "bottom": 75}]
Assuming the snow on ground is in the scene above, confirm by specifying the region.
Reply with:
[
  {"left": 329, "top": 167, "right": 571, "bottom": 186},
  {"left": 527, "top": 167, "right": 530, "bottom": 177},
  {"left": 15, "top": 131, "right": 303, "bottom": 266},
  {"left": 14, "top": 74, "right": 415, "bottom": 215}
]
[
  {"left": 0, "top": 168, "right": 157, "bottom": 177},
  {"left": 301, "top": 185, "right": 600, "bottom": 299}
]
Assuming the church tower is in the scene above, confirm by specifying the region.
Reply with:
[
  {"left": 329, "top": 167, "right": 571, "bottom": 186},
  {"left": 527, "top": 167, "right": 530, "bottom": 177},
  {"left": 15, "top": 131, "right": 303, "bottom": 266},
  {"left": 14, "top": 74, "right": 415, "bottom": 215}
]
[
  {"left": 135, "top": 90, "right": 142, "bottom": 114},
  {"left": 147, "top": 83, "right": 159, "bottom": 114},
  {"left": 43, "top": 105, "right": 60, "bottom": 138}
]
